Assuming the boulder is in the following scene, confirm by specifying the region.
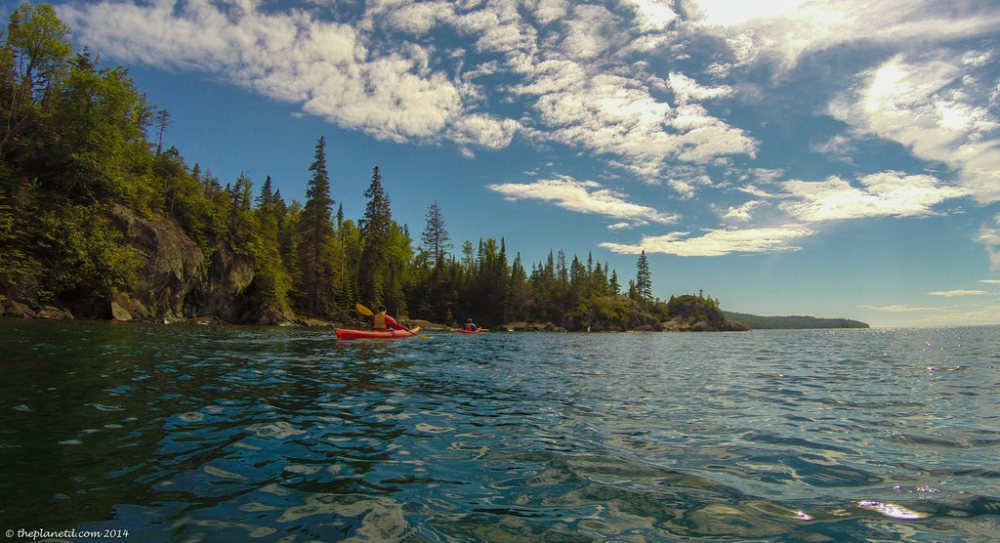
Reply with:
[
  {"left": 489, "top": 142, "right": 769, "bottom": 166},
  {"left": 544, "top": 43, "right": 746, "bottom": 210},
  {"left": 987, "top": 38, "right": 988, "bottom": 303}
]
[
  {"left": 504, "top": 321, "right": 567, "bottom": 332},
  {"left": 37, "top": 306, "right": 74, "bottom": 320},
  {"left": 1, "top": 298, "right": 35, "bottom": 318},
  {"left": 108, "top": 289, "right": 153, "bottom": 321},
  {"left": 406, "top": 319, "right": 449, "bottom": 330},
  {"left": 110, "top": 300, "right": 132, "bottom": 321}
]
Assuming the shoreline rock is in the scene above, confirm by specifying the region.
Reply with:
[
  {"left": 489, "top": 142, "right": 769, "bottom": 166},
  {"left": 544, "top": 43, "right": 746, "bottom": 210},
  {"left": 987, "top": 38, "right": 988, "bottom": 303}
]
[{"left": 502, "top": 322, "right": 568, "bottom": 332}]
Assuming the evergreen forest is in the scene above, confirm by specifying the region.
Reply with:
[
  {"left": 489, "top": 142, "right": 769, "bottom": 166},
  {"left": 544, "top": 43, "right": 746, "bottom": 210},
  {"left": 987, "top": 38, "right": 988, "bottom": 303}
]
[{"left": 1, "top": 3, "right": 740, "bottom": 331}]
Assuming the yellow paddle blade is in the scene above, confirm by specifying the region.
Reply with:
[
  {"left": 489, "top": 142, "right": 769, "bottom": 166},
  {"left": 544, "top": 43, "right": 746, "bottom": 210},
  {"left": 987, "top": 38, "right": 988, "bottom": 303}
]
[{"left": 355, "top": 303, "right": 374, "bottom": 317}]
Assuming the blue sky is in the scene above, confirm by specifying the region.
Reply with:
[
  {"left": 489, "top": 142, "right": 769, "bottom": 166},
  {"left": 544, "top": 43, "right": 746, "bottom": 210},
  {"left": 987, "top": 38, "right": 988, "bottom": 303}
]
[{"left": 22, "top": 0, "right": 1000, "bottom": 326}]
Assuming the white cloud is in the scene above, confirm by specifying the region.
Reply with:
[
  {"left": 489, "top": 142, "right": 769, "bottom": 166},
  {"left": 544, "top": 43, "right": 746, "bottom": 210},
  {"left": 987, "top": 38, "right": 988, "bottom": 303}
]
[
  {"left": 828, "top": 52, "right": 1000, "bottom": 203},
  {"left": 858, "top": 304, "right": 937, "bottom": 313},
  {"left": 517, "top": 72, "right": 756, "bottom": 183},
  {"left": 448, "top": 114, "right": 522, "bottom": 149},
  {"left": 620, "top": 0, "right": 678, "bottom": 32},
  {"left": 722, "top": 200, "right": 761, "bottom": 222},
  {"left": 927, "top": 290, "right": 989, "bottom": 297},
  {"left": 59, "top": 0, "right": 521, "bottom": 146},
  {"left": 686, "top": 0, "right": 1000, "bottom": 70},
  {"left": 57, "top": 0, "right": 764, "bottom": 186},
  {"left": 526, "top": 0, "right": 570, "bottom": 26},
  {"left": 453, "top": 1, "right": 538, "bottom": 55},
  {"left": 980, "top": 279, "right": 1000, "bottom": 285},
  {"left": 600, "top": 224, "right": 813, "bottom": 256},
  {"left": 780, "top": 171, "right": 966, "bottom": 222},
  {"left": 373, "top": 1, "right": 454, "bottom": 34},
  {"left": 488, "top": 176, "right": 679, "bottom": 226},
  {"left": 560, "top": 5, "right": 617, "bottom": 61},
  {"left": 668, "top": 73, "right": 733, "bottom": 104},
  {"left": 862, "top": 301, "right": 1000, "bottom": 326},
  {"left": 977, "top": 213, "right": 1000, "bottom": 270},
  {"left": 810, "top": 134, "right": 856, "bottom": 164},
  {"left": 737, "top": 185, "right": 778, "bottom": 199}
]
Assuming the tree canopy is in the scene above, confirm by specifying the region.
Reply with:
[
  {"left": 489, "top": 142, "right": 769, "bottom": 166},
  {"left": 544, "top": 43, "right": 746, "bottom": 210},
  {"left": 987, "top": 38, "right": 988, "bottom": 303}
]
[{"left": 0, "top": 4, "right": 725, "bottom": 331}]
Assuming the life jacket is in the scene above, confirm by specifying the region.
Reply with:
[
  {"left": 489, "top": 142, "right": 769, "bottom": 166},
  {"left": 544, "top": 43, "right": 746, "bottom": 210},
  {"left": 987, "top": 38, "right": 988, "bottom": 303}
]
[
  {"left": 463, "top": 323, "right": 476, "bottom": 331},
  {"left": 372, "top": 311, "right": 387, "bottom": 330}
]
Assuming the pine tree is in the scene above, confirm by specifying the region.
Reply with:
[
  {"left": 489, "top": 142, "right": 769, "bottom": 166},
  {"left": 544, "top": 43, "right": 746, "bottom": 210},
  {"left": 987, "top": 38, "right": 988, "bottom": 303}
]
[
  {"left": 359, "top": 165, "right": 391, "bottom": 305},
  {"left": 421, "top": 200, "right": 450, "bottom": 267},
  {"left": 609, "top": 269, "right": 620, "bottom": 295},
  {"left": 154, "top": 108, "right": 171, "bottom": 155},
  {"left": 460, "top": 240, "right": 475, "bottom": 273},
  {"left": 256, "top": 175, "right": 273, "bottom": 208},
  {"left": 507, "top": 252, "right": 529, "bottom": 321},
  {"left": 635, "top": 250, "right": 653, "bottom": 304},
  {"left": 297, "top": 136, "right": 335, "bottom": 315},
  {"left": 251, "top": 176, "right": 291, "bottom": 321}
]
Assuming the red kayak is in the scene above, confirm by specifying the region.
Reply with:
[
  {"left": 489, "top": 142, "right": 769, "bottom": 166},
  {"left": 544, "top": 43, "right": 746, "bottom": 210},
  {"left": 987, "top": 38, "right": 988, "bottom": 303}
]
[
  {"left": 457, "top": 328, "right": 483, "bottom": 334},
  {"left": 336, "top": 326, "right": 421, "bottom": 340}
]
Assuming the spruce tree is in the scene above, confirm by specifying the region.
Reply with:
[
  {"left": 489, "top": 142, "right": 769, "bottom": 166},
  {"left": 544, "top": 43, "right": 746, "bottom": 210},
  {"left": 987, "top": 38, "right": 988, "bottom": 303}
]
[
  {"left": 635, "top": 250, "right": 653, "bottom": 304},
  {"left": 359, "top": 165, "right": 391, "bottom": 305},
  {"left": 297, "top": 136, "right": 335, "bottom": 315},
  {"left": 252, "top": 176, "right": 291, "bottom": 321},
  {"left": 609, "top": 269, "right": 620, "bottom": 295},
  {"left": 421, "top": 200, "right": 450, "bottom": 267}
]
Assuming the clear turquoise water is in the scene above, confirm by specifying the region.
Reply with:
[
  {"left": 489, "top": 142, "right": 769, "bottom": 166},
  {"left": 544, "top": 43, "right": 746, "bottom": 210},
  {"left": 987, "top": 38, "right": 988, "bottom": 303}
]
[{"left": 1, "top": 319, "right": 999, "bottom": 542}]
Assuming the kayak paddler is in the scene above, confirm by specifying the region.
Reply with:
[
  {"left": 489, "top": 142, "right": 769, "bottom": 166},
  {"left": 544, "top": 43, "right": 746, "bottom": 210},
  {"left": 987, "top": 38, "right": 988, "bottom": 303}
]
[
  {"left": 371, "top": 305, "right": 406, "bottom": 331},
  {"left": 461, "top": 318, "right": 479, "bottom": 332}
]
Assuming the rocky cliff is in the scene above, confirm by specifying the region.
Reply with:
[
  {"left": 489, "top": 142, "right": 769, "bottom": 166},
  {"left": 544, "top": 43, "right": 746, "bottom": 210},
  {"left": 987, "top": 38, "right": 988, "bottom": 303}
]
[
  {"left": 3, "top": 205, "right": 299, "bottom": 325},
  {"left": 103, "top": 205, "right": 205, "bottom": 322}
]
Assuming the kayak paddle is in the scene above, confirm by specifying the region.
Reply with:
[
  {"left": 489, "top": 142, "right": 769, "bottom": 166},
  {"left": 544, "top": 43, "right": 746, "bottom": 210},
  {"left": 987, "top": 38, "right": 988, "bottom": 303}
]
[{"left": 355, "top": 303, "right": 374, "bottom": 317}]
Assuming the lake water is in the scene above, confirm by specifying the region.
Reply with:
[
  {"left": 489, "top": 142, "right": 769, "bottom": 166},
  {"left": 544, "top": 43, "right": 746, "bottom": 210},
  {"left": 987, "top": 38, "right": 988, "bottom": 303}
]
[{"left": 1, "top": 319, "right": 999, "bottom": 542}]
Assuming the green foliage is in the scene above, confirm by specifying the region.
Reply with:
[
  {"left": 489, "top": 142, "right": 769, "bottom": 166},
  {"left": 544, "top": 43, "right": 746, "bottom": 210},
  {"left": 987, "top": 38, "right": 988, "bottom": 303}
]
[
  {"left": 246, "top": 176, "right": 292, "bottom": 321},
  {"left": 0, "top": 177, "right": 42, "bottom": 294},
  {"left": 49, "top": 58, "right": 154, "bottom": 208},
  {"left": 0, "top": 5, "right": 731, "bottom": 331},
  {"left": 0, "top": 3, "right": 72, "bottom": 157},
  {"left": 297, "top": 137, "right": 336, "bottom": 316},
  {"left": 37, "top": 204, "right": 139, "bottom": 302},
  {"left": 723, "top": 311, "right": 869, "bottom": 329}
]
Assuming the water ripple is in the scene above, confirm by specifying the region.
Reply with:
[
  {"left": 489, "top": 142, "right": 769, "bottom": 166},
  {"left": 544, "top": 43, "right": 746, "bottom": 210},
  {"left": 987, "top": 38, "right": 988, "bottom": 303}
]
[{"left": 2, "top": 322, "right": 999, "bottom": 541}]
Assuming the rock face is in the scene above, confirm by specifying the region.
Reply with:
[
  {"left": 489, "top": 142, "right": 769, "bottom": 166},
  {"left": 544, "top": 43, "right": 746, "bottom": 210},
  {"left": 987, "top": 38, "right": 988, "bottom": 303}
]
[
  {"left": 191, "top": 242, "right": 257, "bottom": 322},
  {"left": 104, "top": 205, "right": 206, "bottom": 321},
  {"left": 103, "top": 207, "right": 297, "bottom": 324},
  {"left": 2, "top": 205, "right": 303, "bottom": 325}
]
